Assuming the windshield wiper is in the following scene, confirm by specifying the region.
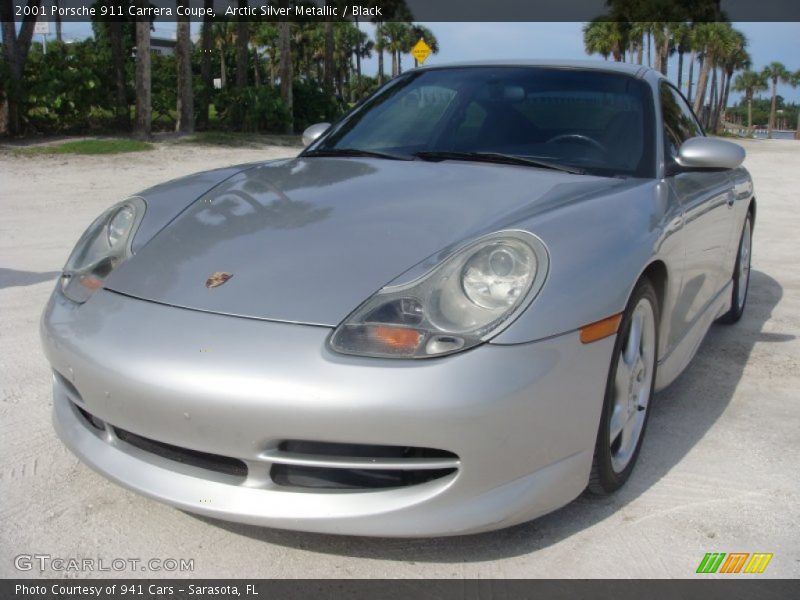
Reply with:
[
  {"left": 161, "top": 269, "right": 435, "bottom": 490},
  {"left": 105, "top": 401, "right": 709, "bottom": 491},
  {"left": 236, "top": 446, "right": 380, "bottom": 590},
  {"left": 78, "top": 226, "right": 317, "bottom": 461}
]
[
  {"left": 413, "top": 151, "right": 585, "bottom": 175},
  {"left": 303, "top": 148, "right": 414, "bottom": 161}
]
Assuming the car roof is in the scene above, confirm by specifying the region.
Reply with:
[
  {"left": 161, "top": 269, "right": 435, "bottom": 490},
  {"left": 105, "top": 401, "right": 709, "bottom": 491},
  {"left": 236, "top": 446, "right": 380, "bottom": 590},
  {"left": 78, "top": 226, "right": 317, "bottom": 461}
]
[{"left": 416, "top": 59, "right": 650, "bottom": 78}]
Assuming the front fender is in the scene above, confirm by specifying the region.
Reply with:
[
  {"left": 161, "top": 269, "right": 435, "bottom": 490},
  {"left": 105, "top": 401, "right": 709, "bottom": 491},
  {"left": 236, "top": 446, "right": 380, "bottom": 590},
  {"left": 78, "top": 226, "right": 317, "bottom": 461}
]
[{"left": 492, "top": 179, "right": 680, "bottom": 345}]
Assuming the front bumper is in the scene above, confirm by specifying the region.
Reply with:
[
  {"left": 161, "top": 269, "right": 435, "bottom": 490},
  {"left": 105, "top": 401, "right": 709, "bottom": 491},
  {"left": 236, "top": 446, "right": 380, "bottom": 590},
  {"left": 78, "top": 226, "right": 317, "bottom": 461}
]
[{"left": 42, "top": 289, "right": 614, "bottom": 536}]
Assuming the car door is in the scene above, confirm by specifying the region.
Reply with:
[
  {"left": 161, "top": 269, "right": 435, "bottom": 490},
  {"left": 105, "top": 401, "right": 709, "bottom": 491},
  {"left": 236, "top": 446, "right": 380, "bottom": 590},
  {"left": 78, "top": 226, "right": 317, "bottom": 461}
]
[{"left": 661, "top": 82, "right": 735, "bottom": 336}]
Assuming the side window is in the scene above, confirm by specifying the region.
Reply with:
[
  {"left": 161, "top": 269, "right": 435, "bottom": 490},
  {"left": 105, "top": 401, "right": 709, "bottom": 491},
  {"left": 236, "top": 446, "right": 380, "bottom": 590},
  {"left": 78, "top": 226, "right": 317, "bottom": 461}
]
[{"left": 661, "top": 83, "right": 704, "bottom": 161}]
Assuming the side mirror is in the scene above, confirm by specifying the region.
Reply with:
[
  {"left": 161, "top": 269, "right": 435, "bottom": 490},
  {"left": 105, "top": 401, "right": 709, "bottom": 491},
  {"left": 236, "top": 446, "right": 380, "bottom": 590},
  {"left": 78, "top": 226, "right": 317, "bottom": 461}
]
[
  {"left": 302, "top": 122, "right": 331, "bottom": 146},
  {"left": 676, "top": 137, "right": 745, "bottom": 170}
]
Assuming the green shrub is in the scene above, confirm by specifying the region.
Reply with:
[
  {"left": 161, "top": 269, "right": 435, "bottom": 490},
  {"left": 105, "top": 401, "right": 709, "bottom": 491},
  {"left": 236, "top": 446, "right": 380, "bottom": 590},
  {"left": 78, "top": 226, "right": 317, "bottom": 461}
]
[
  {"left": 291, "top": 80, "right": 344, "bottom": 131},
  {"left": 214, "top": 86, "right": 291, "bottom": 133},
  {"left": 350, "top": 75, "right": 381, "bottom": 103},
  {"left": 24, "top": 41, "right": 107, "bottom": 133},
  {"left": 151, "top": 54, "right": 177, "bottom": 128}
]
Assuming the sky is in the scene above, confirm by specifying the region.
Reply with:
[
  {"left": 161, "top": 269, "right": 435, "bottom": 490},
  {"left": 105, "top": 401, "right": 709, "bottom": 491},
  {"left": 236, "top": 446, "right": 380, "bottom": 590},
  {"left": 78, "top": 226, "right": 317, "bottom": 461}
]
[{"left": 51, "top": 20, "right": 800, "bottom": 103}]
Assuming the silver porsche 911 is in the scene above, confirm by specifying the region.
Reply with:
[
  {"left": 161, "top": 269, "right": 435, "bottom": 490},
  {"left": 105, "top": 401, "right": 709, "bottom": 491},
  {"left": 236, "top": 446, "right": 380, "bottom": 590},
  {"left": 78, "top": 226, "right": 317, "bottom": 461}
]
[{"left": 42, "top": 61, "right": 754, "bottom": 537}]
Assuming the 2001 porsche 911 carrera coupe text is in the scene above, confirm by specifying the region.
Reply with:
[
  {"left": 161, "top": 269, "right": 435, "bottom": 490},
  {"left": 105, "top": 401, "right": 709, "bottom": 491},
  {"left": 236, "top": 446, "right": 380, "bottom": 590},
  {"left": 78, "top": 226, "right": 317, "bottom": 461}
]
[{"left": 41, "top": 61, "right": 754, "bottom": 536}]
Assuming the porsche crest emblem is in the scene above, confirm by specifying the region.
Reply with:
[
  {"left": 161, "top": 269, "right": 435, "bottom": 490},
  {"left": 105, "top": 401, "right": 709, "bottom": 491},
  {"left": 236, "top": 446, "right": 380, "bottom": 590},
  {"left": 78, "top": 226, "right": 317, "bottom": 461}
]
[{"left": 205, "top": 272, "right": 233, "bottom": 288}]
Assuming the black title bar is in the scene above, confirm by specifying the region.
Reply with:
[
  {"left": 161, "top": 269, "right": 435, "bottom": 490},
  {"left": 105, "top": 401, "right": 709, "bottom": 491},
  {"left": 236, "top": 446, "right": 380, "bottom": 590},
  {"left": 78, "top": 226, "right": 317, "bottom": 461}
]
[{"left": 8, "top": 0, "right": 800, "bottom": 23}]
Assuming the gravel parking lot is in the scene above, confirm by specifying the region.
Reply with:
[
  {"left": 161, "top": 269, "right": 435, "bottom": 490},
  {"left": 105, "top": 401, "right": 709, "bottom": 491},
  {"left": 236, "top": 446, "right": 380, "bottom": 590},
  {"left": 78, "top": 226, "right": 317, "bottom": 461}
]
[{"left": 1, "top": 138, "right": 798, "bottom": 578}]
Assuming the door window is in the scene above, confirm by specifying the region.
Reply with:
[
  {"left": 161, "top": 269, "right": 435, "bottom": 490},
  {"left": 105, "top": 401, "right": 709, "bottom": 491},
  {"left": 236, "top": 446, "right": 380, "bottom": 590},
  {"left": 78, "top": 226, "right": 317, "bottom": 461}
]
[{"left": 661, "top": 83, "right": 704, "bottom": 161}]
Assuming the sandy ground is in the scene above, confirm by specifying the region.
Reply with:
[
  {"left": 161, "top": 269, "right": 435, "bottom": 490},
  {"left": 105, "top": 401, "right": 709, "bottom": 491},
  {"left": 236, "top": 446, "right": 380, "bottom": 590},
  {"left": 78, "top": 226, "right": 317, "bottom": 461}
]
[{"left": 0, "top": 138, "right": 798, "bottom": 578}]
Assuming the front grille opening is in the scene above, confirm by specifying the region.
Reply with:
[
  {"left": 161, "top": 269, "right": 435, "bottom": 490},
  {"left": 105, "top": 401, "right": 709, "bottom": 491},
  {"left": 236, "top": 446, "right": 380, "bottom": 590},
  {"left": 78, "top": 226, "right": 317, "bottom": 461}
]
[
  {"left": 270, "top": 464, "right": 457, "bottom": 490},
  {"left": 272, "top": 440, "right": 459, "bottom": 490},
  {"left": 75, "top": 404, "right": 106, "bottom": 431},
  {"left": 277, "top": 440, "right": 458, "bottom": 460},
  {"left": 114, "top": 427, "right": 248, "bottom": 479}
]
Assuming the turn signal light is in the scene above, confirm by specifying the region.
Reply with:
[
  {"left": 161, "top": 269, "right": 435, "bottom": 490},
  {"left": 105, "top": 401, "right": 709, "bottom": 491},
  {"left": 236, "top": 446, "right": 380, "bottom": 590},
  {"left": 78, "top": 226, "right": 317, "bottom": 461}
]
[{"left": 579, "top": 313, "right": 622, "bottom": 344}]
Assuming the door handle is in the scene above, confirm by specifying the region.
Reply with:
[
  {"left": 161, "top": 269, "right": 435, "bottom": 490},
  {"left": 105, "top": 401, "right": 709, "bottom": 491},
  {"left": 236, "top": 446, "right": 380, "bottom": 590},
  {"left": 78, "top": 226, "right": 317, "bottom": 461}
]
[{"left": 727, "top": 192, "right": 735, "bottom": 207}]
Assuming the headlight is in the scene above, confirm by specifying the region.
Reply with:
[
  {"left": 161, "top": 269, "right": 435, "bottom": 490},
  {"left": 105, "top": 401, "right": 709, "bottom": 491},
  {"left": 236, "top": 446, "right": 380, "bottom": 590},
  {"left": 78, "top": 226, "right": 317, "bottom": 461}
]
[
  {"left": 329, "top": 231, "right": 548, "bottom": 358},
  {"left": 60, "top": 198, "right": 146, "bottom": 303}
]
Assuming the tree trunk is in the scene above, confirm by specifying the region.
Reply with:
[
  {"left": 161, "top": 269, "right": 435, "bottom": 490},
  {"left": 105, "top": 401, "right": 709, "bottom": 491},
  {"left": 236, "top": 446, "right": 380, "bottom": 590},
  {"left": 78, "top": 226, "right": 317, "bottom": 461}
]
[
  {"left": 197, "top": 1, "right": 213, "bottom": 130},
  {"left": 391, "top": 46, "right": 397, "bottom": 77},
  {"left": 108, "top": 21, "right": 129, "bottom": 131},
  {"left": 717, "top": 68, "right": 733, "bottom": 132},
  {"left": 54, "top": 0, "right": 62, "bottom": 43},
  {"left": 637, "top": 39, "right": 643, "bottom": 65},
  {"left": 687, "top": 50, "right": 696, "bottom": 102},
  {"left": 747, "top": 96, "right": 753, "bottom": 133},
  {"left": 354, "top": 16, "right": 361, "bottom": 79},
  {"left": 0, "top": 0, "right": 42, "bottom": 136},
  {"left": 708, "top": 68, "right": 718, "bottom": 129},
  {"left": 376, "top": 22, "right": 384, "bottom": 83},
  {"left": 693, "top": 53, "right": 712, "bottom": 119},
  {"left": 660, "top": 37, "right": 669, "bottom": 76},
  {"left": 711, "top": 70, "right": 724, "bottom": 133},
  {"left": 278, "top": 18, "right": 293, "bottom": 134},
  {"left": 175, "top": 3, "right": 194, "bottom": 134},
  {"left": 677, "top": 51, "right": 684, "bottom": 91},
  {"left": 795, "top": 106, "right": 800, "bottom": 140},
  {"left": 134, "top": 15, "right": 151, "bottom": 139},
  {"left": 323, "top": 15, "right": 334, "bottom": 94},
  {"left": 768, "top": 78, "right": 777, "bottom": 139},
  {"left": 397, "top": 50, "right": 402, "bottom": 75},
  {"left": 235, "top": 0, "right": 249, "bottom": 88}
]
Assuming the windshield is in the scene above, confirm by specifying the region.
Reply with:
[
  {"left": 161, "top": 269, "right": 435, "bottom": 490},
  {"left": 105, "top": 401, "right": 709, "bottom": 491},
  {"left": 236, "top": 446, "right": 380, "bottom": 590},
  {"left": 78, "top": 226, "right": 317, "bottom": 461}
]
[{"left": 311, "top": 67, "right": 656, "bottom": 178}]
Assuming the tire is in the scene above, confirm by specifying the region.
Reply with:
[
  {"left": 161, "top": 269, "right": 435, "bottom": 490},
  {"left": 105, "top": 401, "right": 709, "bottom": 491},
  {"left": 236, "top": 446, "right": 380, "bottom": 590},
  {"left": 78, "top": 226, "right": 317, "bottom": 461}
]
[
  {"left": 588, "top": 278, "right": 659, "bottom": 495},
  {"left": 718, "top": 214, "right": 752, "bottom": 324}
]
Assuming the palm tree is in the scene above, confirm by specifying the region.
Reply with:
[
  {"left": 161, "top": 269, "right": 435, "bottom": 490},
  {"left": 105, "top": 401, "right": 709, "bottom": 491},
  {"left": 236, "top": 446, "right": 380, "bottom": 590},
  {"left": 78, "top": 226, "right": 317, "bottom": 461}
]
[
  {"left": 652, "top": 23, "right": 671, "bottom": 74},
  {"left": 133, "top": 3, "right": 151, "bottom": 139},
  {"left": 692, "top": 22, "right": 733, "bottom": 123},
  {"left": 374, "top": 22, "right": 386, "bottom": 83},
  {"left": 382, "top": 22, "right": 410, "bottom": 77},
  {"left": 583, "top": 19, "right": 625, "bottom": 62},
  {"left": 197, "top": 0, "right": 214, "bottom": 129},
  {"left": 235, "top": 0, "right": 249, "bottom": 88},
  {"left": 733, "top": 71, "right": 768, "bottom": 135},
  {"left": 0, "top": 0, "right": 42, "bottom": 135},
  {"left": 213, "top": 23, "right": 236, "bottom": 89},
  {"left": 673, "top": 22, "right": 692, "bottom": 90},
  {"left": 627, "top": 22, "right": 645, "bottom": 65},
  {"left": 324, "top": 10, "right": 335, "bottom": 93},
  {"left": 175, "top": 0, "right": 193, "bottom": 134},
  {"left": 372, "top": 1, "right": 414, "bottom": 82},
  {"left": 713, "top": 29, "right": 748, "bottom": 133},
  {"left": 104, "top": 20, "right": 130, "bottom": 130},
  {"left": 278, "top": 16, "right": 293, "bottom": 134},
  {"left": 686, "top": 24, "right": 698, "bottom": 102},
  {"left": 793, "top": 70, "right": 800, "bottom": 140},
  {"left": 761, "top": 61, "right": 791, "bottom": 139}
]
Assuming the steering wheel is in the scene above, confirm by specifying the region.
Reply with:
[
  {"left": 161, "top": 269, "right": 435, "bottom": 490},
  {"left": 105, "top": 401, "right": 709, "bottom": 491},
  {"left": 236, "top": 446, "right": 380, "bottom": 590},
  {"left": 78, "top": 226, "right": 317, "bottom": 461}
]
[{"left": 545, "top": 133, "right": 607, "bottom": 153}]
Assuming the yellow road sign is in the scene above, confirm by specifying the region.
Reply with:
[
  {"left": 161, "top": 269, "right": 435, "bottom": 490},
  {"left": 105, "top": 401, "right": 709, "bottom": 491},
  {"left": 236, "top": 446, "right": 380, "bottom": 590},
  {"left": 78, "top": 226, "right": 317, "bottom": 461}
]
[{"left": 411, "top": 39, "right": 432, "bottom": 64}]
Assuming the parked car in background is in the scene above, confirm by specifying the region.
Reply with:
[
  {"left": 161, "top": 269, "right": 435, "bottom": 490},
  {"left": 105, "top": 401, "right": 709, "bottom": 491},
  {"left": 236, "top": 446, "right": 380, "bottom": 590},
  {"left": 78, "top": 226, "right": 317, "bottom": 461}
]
[{"left": 42, "top": 61, "right": 753, "bottom": 536}]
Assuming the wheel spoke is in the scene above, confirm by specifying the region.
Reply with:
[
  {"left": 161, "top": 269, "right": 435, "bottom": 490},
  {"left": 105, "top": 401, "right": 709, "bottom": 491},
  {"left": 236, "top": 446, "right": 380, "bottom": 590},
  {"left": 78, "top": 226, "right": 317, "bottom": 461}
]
[
  {"left": 609, "top": 404, "right": 626, "bottom": 443},
  {"left": 620, "top": 412, "right": 636, "bottom": 452},
  {"left": 624, "top": 312, "right": 642, "bottom": 366},
  {"left": 615, "top": 354, "right": 632, "bottom": 396}
]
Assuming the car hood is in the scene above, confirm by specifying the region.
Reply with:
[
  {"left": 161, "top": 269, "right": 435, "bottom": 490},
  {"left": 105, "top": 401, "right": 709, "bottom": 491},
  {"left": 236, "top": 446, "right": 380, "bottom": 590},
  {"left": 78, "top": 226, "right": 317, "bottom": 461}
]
[{"left": 105, "top": 157, "right": 625, "bottom": 326}]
